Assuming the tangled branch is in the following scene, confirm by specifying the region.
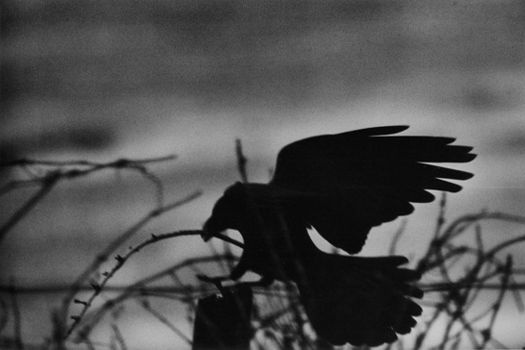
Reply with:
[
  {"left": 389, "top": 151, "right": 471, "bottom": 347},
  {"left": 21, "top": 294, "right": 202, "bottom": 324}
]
[{"left": 2, "top": 148, "right": 525, "bottom": 350}]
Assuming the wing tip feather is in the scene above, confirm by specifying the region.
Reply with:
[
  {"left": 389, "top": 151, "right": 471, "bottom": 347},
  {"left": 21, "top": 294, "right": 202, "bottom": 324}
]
[{"left": 350, "top": 125, "right": 409, "bottom": 137}]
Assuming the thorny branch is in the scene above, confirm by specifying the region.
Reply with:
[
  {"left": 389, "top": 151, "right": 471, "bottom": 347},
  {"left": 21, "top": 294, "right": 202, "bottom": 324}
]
[
  {"left": 2, "top": 151, "right": 525, "bottom": 350},
  {"left": 60, "top": 190, "right": 203, "bottom": 330},
  {"left": 72, "top": 254, "right": 238, "bottom": 341},
  {"left": 65, "top": 229, "right": 204, "bottom": 337},
  {"left": 0, "top": 172, "right": 59, "bottom": 245},
  {"left": 138, "top": 298, "right": 192, "bottom": 345},
  {"left": 0, "top": 155, "right": 176, "bottom": 245},
  {"left": 406, "top": 194, "right": 525, "bottom": 350}
]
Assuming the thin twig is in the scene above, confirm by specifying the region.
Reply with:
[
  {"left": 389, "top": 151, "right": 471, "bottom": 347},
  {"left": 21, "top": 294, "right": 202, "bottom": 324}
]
[
  {"left": 138, "top": 298, "right": 192, "bottom": 345},
  {"left": 1, "top": 155, "right": 178, "bottom": 245},
  {"left": 71, "top": 254, "right": 238, "bottom": 340},
  {"left": 9, "top": 278, "right": 23, "bottom": 350},
  {"left": 235, "top": 139, "right": 249, "bottom": 183},
  {"left": 0, "top": 172, "right": 59, "bottom": 245},
  {"left": 1, "top": 155, "right": 177, "bottom": 168},
  {"left": 111, "top": 323, "right": 128, "bottom": 350},
  {"left": 389, "top": 218, "right": 407, "bottom": 255},
  {"left": 480, "top": 256, "right": 512, "bottom": 348}
]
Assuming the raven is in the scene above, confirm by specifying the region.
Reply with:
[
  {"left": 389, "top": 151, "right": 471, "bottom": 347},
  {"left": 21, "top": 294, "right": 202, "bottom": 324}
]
[{"left": 202, "top": 125, "right": 476, "bottom": 346}]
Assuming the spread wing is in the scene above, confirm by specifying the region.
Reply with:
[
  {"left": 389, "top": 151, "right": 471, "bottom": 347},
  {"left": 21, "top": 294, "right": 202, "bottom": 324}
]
[
  {"left": 301, "top": 255, "right": 423, "bottom": 346},
  {"left": 270, "top": 125, "right": 476, "bottom": 254}
]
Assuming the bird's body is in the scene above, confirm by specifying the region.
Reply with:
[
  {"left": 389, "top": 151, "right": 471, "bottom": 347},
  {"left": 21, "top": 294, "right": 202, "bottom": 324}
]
[{"left": 202, "top": 126, "right": 476, "bottom": 346}]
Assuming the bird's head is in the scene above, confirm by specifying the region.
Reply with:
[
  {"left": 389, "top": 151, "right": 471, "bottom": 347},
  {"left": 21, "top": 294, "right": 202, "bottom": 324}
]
[{"left": 201, "top": 182, "right": 245, "bottom": 241}]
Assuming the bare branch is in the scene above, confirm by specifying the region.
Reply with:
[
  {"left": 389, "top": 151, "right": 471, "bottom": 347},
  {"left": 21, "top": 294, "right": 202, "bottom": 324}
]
[
  {"left": 0, "top": 172, "right": 59, "bottom": 245},
  {"left": 9, "top": 278, "right": 23, "bottom": 350},
  {"left": 138, "top": 298, "right": 192, "bottom": 345},
  {"left": 235, "top": 139, "right": 249, "bottom": 183}
]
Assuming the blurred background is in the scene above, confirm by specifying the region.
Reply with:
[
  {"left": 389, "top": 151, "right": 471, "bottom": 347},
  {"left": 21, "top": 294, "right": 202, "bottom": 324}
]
[{"left": 1, "top": 0, "right": 525, "bottom": 348}]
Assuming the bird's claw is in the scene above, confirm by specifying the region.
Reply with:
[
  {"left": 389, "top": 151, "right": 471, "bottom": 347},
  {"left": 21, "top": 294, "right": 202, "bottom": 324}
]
[
  {"left": 197, "top": 273, "right": 273, "bottom": 294},
  {"left": 197, "top": 274, "right": 230, "bottom": 294}
]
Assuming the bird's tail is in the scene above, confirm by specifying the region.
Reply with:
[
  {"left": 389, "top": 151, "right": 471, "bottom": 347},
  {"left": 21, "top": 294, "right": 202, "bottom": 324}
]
[{"left": 301, "top": 255, "right": 423, "bottom": 346}]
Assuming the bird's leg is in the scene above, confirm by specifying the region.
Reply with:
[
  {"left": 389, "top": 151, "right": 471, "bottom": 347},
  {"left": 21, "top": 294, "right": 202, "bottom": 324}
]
[
  {"left": 196, "top": 274, "right": 230, "bottom": 284},
  {"left": 198, "top": 270, "right": 273, "bottom": 292},
  {"left": 196, "top": 274, "right": 230, "bottom": 295},
  {"left": 197, "top": 255, "right": 250, "bottom": 294}
]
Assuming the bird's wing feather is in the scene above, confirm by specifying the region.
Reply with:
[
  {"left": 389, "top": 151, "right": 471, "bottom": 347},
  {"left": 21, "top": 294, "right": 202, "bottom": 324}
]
[
  {"left": 269, "top": 125, "right": 476, "bottom": 254},
  {"left": 301, "top": 255, "right": 423, "bottom": 346}
]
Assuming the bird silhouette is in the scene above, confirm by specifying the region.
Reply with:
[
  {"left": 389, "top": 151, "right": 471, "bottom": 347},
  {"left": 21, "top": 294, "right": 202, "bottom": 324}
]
[{"left": 202, "top": 125, "right": 476, "bottom": 346}]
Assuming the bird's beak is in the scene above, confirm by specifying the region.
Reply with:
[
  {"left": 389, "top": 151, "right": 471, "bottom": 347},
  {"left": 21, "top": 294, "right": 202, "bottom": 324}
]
[
  {"left": 201, "top": 228, "right": 214, "bottom": 242},
  {"left": 201, "top": 221, "right": 217, "bottom": 242}
]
